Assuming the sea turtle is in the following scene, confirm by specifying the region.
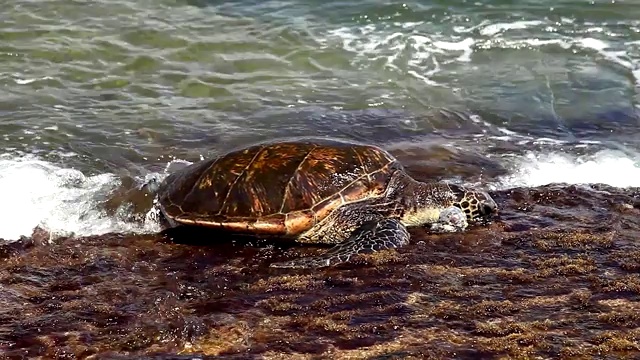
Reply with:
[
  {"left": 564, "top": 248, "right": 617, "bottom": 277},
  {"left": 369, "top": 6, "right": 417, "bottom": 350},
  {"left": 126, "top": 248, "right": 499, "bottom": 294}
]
[{"left": 156, "top": 137, "right": 498, "bottom": 268}]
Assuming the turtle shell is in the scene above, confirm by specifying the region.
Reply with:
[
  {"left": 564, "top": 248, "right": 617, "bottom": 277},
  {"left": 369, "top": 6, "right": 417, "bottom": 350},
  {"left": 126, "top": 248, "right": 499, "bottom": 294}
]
[{"left": 157, "top": 138, "right": 401, "bottom": 236}]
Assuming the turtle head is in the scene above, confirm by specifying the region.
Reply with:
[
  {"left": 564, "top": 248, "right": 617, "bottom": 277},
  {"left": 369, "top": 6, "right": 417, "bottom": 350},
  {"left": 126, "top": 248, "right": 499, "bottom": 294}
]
[{"left": 449, "top": 184, "right": 498, "bottom": 223}]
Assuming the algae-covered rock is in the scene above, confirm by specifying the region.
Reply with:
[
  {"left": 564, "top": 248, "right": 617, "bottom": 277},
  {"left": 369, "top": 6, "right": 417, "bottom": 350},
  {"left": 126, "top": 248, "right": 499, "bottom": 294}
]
[{"left": 1, "top": 184, "right": 639, "bottom": 359}]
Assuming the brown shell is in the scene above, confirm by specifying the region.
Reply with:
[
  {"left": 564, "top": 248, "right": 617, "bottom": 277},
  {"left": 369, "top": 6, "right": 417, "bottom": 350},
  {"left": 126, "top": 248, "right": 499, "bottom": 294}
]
[{"left": 157, "top": 138, "right": 401, "bottom": 236}]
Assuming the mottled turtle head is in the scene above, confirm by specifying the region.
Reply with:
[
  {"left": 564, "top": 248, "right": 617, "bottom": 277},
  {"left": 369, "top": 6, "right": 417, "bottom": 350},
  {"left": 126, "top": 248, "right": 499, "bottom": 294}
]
[{"left": 449, "top": 184, "right": 498, "bottom": 223}]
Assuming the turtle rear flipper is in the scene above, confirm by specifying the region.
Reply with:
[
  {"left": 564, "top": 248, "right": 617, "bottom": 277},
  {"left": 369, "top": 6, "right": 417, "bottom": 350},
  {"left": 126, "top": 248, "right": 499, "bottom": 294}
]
[{"left": 270, "top": 218, "right": 410, "bottom": 268}]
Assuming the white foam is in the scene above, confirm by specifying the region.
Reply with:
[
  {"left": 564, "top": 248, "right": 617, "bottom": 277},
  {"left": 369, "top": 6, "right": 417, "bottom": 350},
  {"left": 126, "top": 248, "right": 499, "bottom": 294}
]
[
  {"left": 496, "top": 150, "right": 640, "bottom": 189},
  {"left": 579, "top": 37, "right": 609, "bottom": 51},
  {"left": 0, "top": 154, "right": 163, "bottom": 242},
  {"left": 433, "top": 38, "right": 475, "bottom": 62},
  {"left": 319, "top": 19, "right": 640, "bottom": 86},
  {"left": 14, "top": 76, "right": 55, "bottom": 85},
  {"left": 479, "top": 20, "right": 544, "bottom": 36},
  {"left": 321, "top": 25, "right": 475, "bottom": 85}
]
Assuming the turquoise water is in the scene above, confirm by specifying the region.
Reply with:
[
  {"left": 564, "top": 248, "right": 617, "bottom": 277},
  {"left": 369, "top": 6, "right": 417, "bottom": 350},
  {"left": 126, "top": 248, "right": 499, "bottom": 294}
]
[{"left": 0, "top": 0, "right": 639, "bottom": 240}]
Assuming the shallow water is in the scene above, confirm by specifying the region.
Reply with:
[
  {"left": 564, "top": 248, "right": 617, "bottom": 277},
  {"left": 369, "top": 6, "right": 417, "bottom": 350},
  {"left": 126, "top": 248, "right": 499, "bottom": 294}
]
[{"left": 1, "top": 0, "right": 640, "bottom": 357}]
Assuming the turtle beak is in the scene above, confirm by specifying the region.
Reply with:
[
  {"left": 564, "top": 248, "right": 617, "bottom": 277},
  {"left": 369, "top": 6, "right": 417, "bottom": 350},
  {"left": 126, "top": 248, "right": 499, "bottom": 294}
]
[{"left": 478, "top": 191, "right": 498, "bottom": 222}]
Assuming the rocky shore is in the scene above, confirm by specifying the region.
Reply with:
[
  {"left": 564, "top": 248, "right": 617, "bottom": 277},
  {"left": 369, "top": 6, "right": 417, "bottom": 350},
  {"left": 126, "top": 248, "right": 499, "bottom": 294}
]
[{"left": 1, "top": 184, "right": 639, "bottom": 359}]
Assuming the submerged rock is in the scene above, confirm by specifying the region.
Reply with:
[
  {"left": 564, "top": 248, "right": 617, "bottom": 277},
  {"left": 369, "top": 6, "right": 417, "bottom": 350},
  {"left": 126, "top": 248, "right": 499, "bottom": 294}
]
[{"left": 1, "top": 183, "right": 639, "bottom": 359}]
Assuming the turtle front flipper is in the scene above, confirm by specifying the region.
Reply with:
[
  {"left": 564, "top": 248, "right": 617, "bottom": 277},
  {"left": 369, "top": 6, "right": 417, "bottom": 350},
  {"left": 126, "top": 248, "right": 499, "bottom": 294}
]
[{"left": 270, "top": 218, "right": 410, "bottom": 269}]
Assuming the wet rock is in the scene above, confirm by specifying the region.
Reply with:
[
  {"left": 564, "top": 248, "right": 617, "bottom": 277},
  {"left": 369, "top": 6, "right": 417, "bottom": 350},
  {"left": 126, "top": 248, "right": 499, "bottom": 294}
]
[{"left": 1, "top": 184, "right": 640, "bottom": 358}]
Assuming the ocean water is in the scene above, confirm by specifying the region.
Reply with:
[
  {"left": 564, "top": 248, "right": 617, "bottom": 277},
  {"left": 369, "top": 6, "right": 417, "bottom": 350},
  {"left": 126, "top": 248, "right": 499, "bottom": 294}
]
[
  {"left": 3, "top": 2, "right": 640, "bottom": 358},
  {"left": 1, "top": 0, "right": 639, "bottom": 241}
]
